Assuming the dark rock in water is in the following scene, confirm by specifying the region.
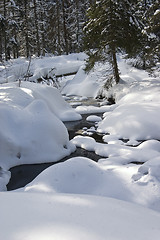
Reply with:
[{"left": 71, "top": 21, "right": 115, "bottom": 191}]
[
  {"left": 107, "top": 96, "right": 115, "bottom": 105},
  {"left": 130, "top": 161, "right": 144, "bottom": 165}
]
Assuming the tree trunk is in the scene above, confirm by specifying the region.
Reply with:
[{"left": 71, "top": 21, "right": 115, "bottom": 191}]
[
  {"left": 56, "top": 1, "right": 61, "bottom": 55},
  {"left": 0, "top": 31, "right": 2, "bottom": 61},
  {"left": 39, "top": 1, "right": 45, "bottom": 56},
  {"left": 24, "top": 0, "right": 30, "bottom": 58},
  {"left": 3, "top": 0, "right": 7, "bottom": 61},
  {"left": 109, "top": 0, "right": 119, "bottom": 84},
  {"left": 62, "top": 0, "right": 68, "bottom": 55},
  {"left": 111, "top": 45, "right": 120, "bottom": 84},
  {"left": 75, "top": 0, "right": 80, "bottom": 52},
  {"left": 33, "top": 0, "right": 40, "bottom": 56}
]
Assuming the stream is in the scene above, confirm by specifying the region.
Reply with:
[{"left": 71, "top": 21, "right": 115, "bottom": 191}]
[{"left": 7, "top": 97, "right": 107, "bottom": 191}]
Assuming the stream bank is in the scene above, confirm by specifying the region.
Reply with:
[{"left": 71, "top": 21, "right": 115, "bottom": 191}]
[
  {"left": 7, "top": 97, "right": 107, "bottom": 191},
  {"left": 7, "top": 147, "right": 102, "bottom": 191}
]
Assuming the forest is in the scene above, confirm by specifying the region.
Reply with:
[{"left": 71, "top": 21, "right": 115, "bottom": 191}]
[
  {"left": 0, "top": 0, "right": 159, "bottom": 73},
  {"left": 0, "top": 0, "right": 94, "bottom": 60}
]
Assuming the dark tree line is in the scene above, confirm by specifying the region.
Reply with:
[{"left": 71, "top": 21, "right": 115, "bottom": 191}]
[
  {"left": 0, "top": 0, "right": 159, "bottom": 85},
  {"left": 0, "top": 0, "right": 94, "bottom": 61}
]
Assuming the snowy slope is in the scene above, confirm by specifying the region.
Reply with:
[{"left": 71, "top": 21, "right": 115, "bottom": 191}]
[{"left": 1, "top": 192, "right": 160, "bottom": 240}]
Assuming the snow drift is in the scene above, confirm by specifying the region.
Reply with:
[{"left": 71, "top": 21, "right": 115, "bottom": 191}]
[{"left": 0, "top": 82, "right": 80, "bottom": 172}]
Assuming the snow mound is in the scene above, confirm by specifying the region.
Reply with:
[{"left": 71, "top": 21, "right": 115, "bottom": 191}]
[
  {"left": 98, "top": 89, "right": 160, "bottom": 141},
  {"left": 62, "top": 65, "right": 100, "bottom": 97},
  {"left": 20, "top": 155, "right": 160, "bottom": 211},
  {"left": 20, "top": 82, "right": 82, "bottom": 121},
  {"left": 72, "top": 136, "right": 160, "bottom": 165},
  {"left": 24, "top": 157, "right": 104, "bottom": 194},
  {"left": 86, "top": 115, "right": 102, "bottom": 122},
  {"left": 0, "top": 82, "right": 79, "bottom": 171}
]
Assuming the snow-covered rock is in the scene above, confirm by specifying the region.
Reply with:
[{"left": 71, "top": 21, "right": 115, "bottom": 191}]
[
  {"left": 86, "top": 115, "right": 102, "bottom": 122},
  {"left": 0, "top": 82, "right": 80, "bottom": 172}
]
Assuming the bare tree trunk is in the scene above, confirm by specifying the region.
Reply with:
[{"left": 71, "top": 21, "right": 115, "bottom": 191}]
[
  {"left": 33, "top": 0, "right": 40, "bottom": 56},
  {"left": 109, "top": 0, "right": 119, "bottom": 84},
  {"left": 24, "top": 0, "right": 30, "bottom": 58},
  {"left": 3, "top": 0, "right": 7, "bottom": 61},
  {"left": 111, "top": 46, "right": 120, "bottom": 84},
  {"left": 56, "top": 0, "right": 61, "bottom": 55},
  {"left": 0, "top": 31, "right": 2, "bottom": 61},
  {"left": 62, "top": 0, "right": 68, "bottom": 55},
  {"left": 75, "top": 0, "right": 80, "bottom": 52},
  {"left": 39, "top": 1, "right": 45, "bottom": 56}
]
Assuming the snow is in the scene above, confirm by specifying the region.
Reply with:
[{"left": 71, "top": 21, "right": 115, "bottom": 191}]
[
  {"left": 72, "top": 136, "right": 160, "bottom": 164},
  {"left": 22, "top": 155, "right": 160, "bottom": 212},
  {"left": 86, "top": 115, "right": 102, "bottom": 122},
  {"left": 0, "top": 52, "right": 86, "bottom": 84},
  {"left": 1, "top": 192, "right": 160, "bottom": 240},
  {"left": 0, "top": 81, "right": 81, "bottom": 171},
  {"left": 1, "top": 53, "right": 160, "bottom": 239},
  {"left": 61, "top": 65, "right": 100, "bottom": 97},
  {"left": 76, "top": 104, "right": 116, "bottom": 114},
  {"left": 0, "top": 168, "right": 11, "bottom": 191},
  {"left": 154, "top": 9, "right": 160, "bottom": 16},
  {"left": 98, "top": 82, "right": 160, "bottom": 141}
]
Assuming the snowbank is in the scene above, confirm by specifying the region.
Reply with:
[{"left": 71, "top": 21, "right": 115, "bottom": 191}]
[
  {"left": 0, "top": 168, "right": 11, "bottom": 191},
  {"left": 0, "top": 82, "right": 80, "bottom": 171},
  {"left": 98, "top": 86, "right": 160, "bottom": 141},
  {"left": 21, "top": 155, "right": 160, "bottom": 211},
  {"left": 61, "top": 65, "right": 100, "bottom": 97},
  {"left": 0, "top": 52, "right": 86, "bottom": 84}
]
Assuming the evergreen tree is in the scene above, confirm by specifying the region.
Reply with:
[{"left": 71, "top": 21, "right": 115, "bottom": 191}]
[
  {"left": 147, "top": 1, "right": 160, "bottom": 63},
  {"left": 134, "top": 0, "right": 159, "bottom": 69},
  {"left": 84, "top": 0, "right": 142, "bottom": 84}
]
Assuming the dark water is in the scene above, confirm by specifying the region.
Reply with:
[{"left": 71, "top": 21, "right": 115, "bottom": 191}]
[
  {"left": 65, "top": 113, "right": 104, "bottom": 141},
  {"left": 7, "top": 147, "right": 102, "bottom": 191}
]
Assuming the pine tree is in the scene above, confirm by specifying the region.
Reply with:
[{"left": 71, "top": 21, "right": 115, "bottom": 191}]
[
  {"left": 0, "top": 0, "right": 96, "bottom": 59},
  {"left": 84, "top": 0, "right": 142, "bottom": 84},
  {"left": 33, "top": 0, "right": 41, "bottom": 56},
  {"left": 134, "top": 0, "right": 159, "bottom": 69},
  {"left": 147, "top": 1, "right": 160, "bottom": 63}
]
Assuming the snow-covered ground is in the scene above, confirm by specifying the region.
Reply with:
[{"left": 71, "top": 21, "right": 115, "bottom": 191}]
[
  {"left": 1, "top": 191, "right": 160, "bottom": 240},
  {"left": 0, "top": 52, "right": 86, "bottom": 84},
  {"left": 0, "top": 53, "right": 160, "bottom": 239}
]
